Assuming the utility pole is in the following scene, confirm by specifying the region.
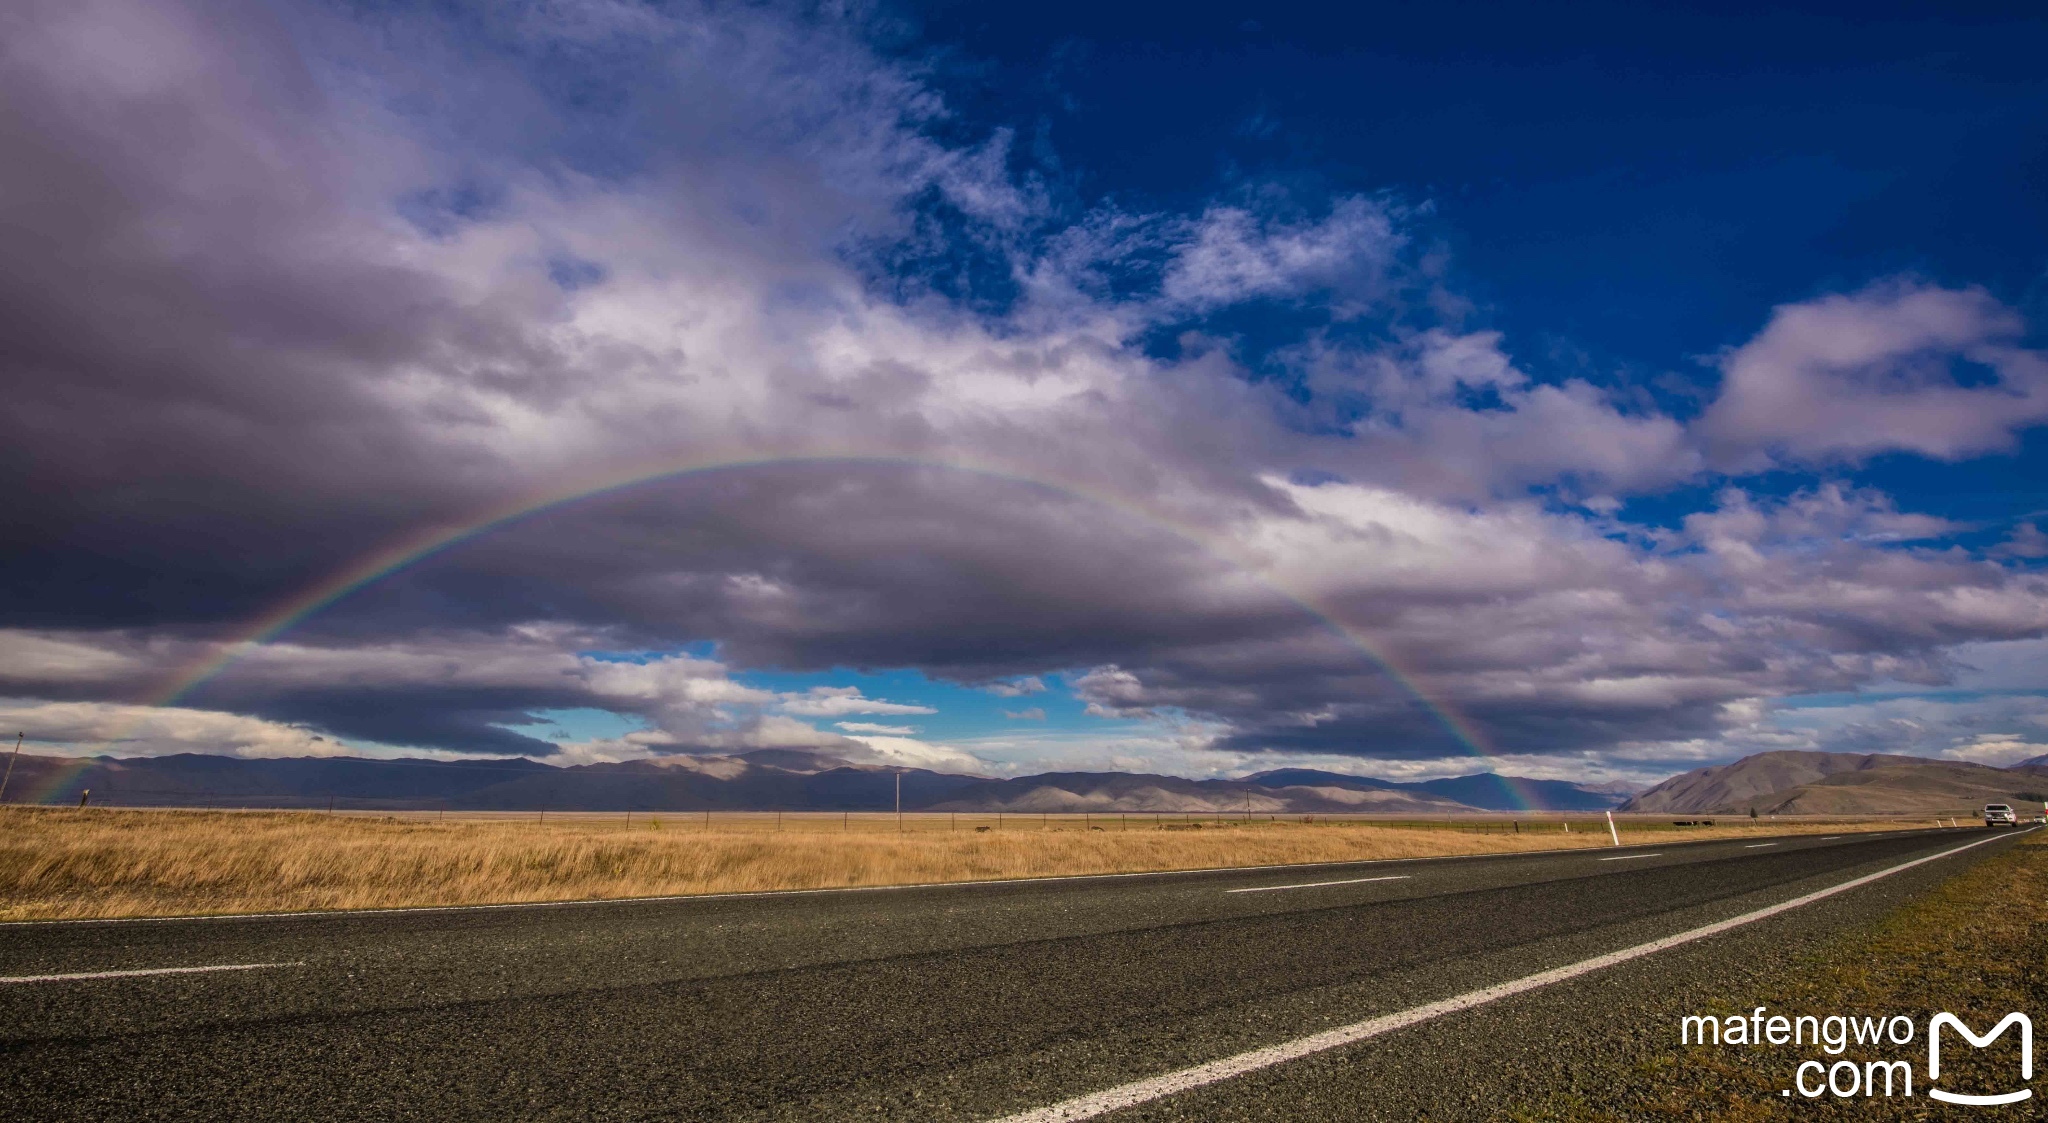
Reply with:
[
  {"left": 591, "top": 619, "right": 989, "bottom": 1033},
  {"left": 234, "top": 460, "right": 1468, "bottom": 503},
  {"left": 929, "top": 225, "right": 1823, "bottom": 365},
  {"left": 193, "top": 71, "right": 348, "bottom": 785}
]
[
  {"left": 895, "top": 769, "right": 903, "bottom": 832},
  {"left": 0, "top": 733, "right": 22, "bottom": 804}
]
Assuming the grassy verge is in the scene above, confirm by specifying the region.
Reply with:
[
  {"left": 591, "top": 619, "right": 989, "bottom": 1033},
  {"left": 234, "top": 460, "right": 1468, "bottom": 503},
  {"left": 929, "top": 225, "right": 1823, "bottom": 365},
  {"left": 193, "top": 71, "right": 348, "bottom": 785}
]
[
  {"left": 0, "top": 807, "right": 1901, "bottom": 920},
  {"left": 1528, "top": 830, "right": 2047, "bottom": 1120}
]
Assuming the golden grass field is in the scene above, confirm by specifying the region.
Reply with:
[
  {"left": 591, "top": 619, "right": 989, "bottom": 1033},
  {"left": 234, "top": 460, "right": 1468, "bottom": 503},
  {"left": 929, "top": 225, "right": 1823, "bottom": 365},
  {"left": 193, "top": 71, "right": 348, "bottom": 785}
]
[{"left": 0, "top": 806, "right": 1931, "bottom": 921}]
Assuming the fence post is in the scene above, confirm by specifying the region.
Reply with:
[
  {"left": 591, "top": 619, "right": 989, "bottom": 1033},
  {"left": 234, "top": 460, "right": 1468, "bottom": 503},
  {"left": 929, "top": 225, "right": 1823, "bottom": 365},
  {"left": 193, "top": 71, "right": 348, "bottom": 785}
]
[{"left": 0, "top": 732, "right": 22, "bottom": 803}]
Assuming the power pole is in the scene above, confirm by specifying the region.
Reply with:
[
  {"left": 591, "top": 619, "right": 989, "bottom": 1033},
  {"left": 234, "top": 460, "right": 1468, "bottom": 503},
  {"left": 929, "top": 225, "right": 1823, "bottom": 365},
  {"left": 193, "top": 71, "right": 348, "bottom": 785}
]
[
  {"left": 895, "top": 770, "right": 903, "bottom": 832},
  {"left": 0, "top": 733, "right": 21, "bottom": 804}
]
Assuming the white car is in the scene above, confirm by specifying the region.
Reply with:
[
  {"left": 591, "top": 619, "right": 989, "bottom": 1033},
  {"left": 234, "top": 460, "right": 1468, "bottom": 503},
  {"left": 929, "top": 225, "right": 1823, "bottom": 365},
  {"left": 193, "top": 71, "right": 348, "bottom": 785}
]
[{"left": 1983, "top": 804, "right": 2018, "bottom": 827}]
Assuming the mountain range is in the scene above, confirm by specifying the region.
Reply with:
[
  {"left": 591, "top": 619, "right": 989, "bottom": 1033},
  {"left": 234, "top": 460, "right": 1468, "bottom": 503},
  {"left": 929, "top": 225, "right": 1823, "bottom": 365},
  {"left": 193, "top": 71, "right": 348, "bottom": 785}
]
[
  {"left": 8, "top": 747, "right": 2039, "bottom": 817},
  {"left": 0, "top": 750, "right": 1627, "bottom": 814}
]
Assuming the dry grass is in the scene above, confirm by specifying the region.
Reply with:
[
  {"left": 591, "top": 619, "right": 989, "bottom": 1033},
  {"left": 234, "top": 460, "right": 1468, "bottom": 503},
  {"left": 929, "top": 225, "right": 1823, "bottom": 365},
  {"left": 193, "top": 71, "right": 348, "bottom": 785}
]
[{"left": 0, "top": 807, "right": 1916, "bottom": 921}]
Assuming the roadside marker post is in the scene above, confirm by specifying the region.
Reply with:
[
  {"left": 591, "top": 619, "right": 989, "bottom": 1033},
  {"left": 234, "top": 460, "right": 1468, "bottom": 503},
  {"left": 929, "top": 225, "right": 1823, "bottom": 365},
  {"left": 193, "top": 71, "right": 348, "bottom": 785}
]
[
  {"left": 1605, "top": 810, "right": 1621, "bottom": 847},
  {"left": 0, "top": 732, "right": 22, "bottom": 803}
]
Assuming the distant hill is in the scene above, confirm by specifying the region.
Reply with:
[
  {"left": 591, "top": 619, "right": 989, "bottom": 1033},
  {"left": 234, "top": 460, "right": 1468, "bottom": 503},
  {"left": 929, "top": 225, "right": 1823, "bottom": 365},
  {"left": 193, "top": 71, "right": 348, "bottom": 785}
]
[
  {"left": 925, "top": 771, "right": 1476, "bottom": 814},
  {"left": 1620, "top": 751, "right": 2048, "bottom": 815},
  {"left": 1240, "top": 768, "right": 1630, "bottom": 811},
  {"left": 0, "top": 750, "right": 1497, "bottom": 815},
  {"left": 38, "top": 747, "right": 2027, "bottom": 818},
  {"left": 0, "top": 750, "right": 985, "bottom": 812}
]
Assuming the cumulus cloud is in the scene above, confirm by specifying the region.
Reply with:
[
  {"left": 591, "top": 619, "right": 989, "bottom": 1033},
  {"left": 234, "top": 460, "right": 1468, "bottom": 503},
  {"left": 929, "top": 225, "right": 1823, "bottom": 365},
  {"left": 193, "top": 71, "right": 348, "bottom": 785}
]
[
  {"left": 1605, "top": 690, "right": 2048, "bottom": 773},
  {"left": 831, "top": 734, "right": 985, "bottom": 773},
  {"left": 1289, "top": 329, "right": 1700, "bottom": 498},
  {"left": 0, "top": 0, "right": 2042, "bottom": 782},
  {"left": 1992, "top": 522, "right": 2048, "bottom": 560},
  {"left": 836, "top": 721, "right": 919, "bottom": 734},
  {"left": 0, "top": 700, "right": 350, "bottom": 759},
  {"left": 1944, "top": 734, "right": 2048, "bottom": 769},
  {"left": 1700, "top": 282, "right": 2048, "bottom": 468},
  {"left": 778, "top": 687, "right": 938, "bottom": 718},
  {"left": 0, "top": 628, "right": 860, "bottom": 758}
]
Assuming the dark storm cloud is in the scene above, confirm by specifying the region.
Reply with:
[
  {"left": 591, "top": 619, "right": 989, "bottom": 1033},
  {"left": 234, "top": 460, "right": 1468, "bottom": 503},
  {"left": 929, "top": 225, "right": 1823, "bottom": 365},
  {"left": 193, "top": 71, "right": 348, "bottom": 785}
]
[{"left": 2, "top": 0, "right": 2045, "bottom": 769}]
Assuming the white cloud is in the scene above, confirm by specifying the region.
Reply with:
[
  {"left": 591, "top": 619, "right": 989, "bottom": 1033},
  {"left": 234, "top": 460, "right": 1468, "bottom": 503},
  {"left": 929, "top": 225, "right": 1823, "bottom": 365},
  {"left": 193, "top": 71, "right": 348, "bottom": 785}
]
[
  {"left": 0, "top": 699, "right": 360, "bottom": 758},
  {"left": 836, "top": 721, "right": 918, "bottom": 734},
  {"left": 1610, "top": 691, "right": 2048, "bottom": 771},
  {"left": 1293, "top": 329, "right": 1700, "bottom": 497},
  {"left": 1073, "top": 666, "right": 1153, "bottom": 718},
  {"left": 1159, "top": 196, "right": 1402, "bottom": 311},
  {"left": 1001, "top": 707, "right": 1046, "bottom": 721},
  {"left": 1992, "top": 522, "right": 2048, "bottom": 560},
  {"left": 1701, "top": 281, "right": 2048, "bottom": 467},
  {"left": 778, "top": 686, "right": 938, "bottom": 717},
  {"left": 0, "top": 1, "right": 2044, "bottom": 786},
  {"left": 833, "top": 734, "right": 985, "bottom": 773},
  {"left": 1943, "top": 734, "right": 2048, "bottom": 768}
]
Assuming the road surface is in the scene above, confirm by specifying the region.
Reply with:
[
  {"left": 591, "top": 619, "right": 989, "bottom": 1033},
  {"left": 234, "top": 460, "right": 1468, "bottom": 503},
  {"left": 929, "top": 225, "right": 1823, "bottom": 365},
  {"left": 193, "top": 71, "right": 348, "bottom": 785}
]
[{"left": 0, "top": 827, "right": 2024, "bottom": 1120}]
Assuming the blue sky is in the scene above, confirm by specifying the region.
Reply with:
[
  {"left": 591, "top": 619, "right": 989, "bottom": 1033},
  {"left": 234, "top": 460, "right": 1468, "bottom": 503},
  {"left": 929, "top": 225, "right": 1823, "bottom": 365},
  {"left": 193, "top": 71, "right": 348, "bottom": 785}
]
[
  {"left": 901, "top": 0, "right": 2048, "bottom": 505},
  {"left": 0, "top": 0, "right": 2045, "bottom": 784}
]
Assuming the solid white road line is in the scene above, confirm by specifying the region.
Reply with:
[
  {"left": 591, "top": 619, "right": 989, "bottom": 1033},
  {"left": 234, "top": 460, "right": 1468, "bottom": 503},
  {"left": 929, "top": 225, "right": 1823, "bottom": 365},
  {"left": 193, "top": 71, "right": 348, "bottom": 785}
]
[
  {"left": 984, "top": 828, "right": 2029, "bottom": 1123},
  {"left": 1226, "top": 875, "right": 1410, "bottom": 894},
  {"left": 0, "top": 962, "right": 302, "bottom": 985},
  {"left": 1596, "top": 853, "right": 1661, "bottom": 861}
]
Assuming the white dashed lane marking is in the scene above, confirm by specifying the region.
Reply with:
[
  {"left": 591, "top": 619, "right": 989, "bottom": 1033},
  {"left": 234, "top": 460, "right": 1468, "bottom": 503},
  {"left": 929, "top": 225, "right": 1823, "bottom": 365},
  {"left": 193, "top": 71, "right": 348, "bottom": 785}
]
[
  {"left": 985, "top": 830, "right": 2027, "bottom": 1123},
  {"left": 0, "top": 963, "right": 301, "bottom": 985},
  {"left": 1226, "top": 876, "right": 1411, "bottom": 894}
]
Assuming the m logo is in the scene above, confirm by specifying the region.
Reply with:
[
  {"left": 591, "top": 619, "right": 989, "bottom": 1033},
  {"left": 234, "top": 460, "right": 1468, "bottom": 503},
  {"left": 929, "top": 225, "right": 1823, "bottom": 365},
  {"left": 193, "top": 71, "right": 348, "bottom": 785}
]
[{"left": 1928, "top": 1013, "right": 2033, "bottom": 1106}]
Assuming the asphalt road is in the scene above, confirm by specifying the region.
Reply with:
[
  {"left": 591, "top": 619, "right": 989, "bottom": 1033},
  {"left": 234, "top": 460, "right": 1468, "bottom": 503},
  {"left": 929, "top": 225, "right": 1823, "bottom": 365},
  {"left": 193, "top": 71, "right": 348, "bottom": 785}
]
[{"left": 0, "top": 827, "right": 2027, "bottom": 1121}]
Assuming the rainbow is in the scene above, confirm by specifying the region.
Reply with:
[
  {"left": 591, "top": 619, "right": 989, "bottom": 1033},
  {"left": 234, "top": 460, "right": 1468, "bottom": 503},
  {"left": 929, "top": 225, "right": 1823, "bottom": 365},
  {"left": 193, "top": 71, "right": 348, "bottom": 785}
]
[
  {"left": 120, "top": 451, "right": 1512, "bottom": 797},
  {"left": 10, "top": 753, "right": 98, "bottom": 806}
]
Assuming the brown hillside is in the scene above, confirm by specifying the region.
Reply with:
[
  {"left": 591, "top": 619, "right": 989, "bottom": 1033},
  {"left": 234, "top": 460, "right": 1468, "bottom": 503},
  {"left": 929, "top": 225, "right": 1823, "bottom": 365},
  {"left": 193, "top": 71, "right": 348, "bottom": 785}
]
[{"left": 1621, "top": 750, "right": 2048, "bottom": 816}]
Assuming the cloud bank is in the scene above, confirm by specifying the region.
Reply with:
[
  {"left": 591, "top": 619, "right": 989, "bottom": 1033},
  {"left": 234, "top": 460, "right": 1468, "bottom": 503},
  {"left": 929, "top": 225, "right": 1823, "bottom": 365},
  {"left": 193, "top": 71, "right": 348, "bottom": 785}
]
[{"left": 1, "top": 0, "right": 2044, "bottom": 780}]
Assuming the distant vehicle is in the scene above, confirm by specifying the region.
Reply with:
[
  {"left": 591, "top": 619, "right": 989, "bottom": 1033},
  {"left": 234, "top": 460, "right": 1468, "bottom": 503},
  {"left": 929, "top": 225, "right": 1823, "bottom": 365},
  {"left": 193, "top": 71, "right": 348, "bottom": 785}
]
[{"left": 1983, "top": 804, "right": 2017, "bottom": 827}]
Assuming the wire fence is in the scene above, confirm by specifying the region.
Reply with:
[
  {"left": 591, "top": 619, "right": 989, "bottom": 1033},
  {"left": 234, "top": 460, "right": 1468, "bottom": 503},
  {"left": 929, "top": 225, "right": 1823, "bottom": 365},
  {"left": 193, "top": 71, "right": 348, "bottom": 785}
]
[{"left": 0, "top": 798, "right": 2008, "bottom": 833}]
